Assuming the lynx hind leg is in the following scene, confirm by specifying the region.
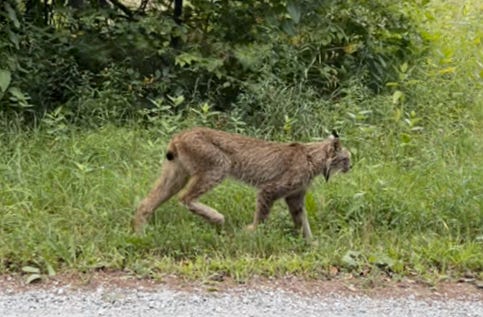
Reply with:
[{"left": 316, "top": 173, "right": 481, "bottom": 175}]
[
  {"left": 133, "top": 161, "right": 189, "bottom": 233},
  {"left": 179, "top": 172, "right": 226, "bottom": 225},
  {"left": 285, "top": 192, "right": 313, "bottom": 241}
]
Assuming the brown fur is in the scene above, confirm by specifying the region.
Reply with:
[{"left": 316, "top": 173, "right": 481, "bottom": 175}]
[{"left": 133, "top": 127, "right": 351, "bottom": 241}]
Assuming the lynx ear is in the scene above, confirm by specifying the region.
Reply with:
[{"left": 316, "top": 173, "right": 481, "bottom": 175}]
[
  {"left": 329, "top": 130, "right": 341, "bottom": 152},
  {"left": 333, "top": 138, "right": 341, "bottom": 152}
]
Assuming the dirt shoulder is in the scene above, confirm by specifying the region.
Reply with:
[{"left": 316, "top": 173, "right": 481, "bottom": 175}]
[{"left": 1, "top": 272, "right": 481, "bottom": 301}]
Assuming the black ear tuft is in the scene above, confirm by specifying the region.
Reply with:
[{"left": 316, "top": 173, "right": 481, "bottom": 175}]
[{"left": 331, "top": 130, "right": 341, "bottom": 152}]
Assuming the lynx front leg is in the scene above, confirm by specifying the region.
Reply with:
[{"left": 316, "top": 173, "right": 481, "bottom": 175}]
[
  {"left": 246, "top": 190, "right": 276, "bottom": 231},
  {"left": 133, "top": 161, "right": 188, "bottom": 233},
  {"left": 285, "top": 191, "right": 313, "bottom": 241},
  {"left": 179, "top": 173, "right": 225, "bottom": 225}
]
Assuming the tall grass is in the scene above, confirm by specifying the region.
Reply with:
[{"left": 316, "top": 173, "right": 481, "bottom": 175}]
[
  {"left": 0, "top": 0, "right": 482, "bottom": 281},
  {"left": 0, "top": 122, "right": 480, "bottom": 279}
]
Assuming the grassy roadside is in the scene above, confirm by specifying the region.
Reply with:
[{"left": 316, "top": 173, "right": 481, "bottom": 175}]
[
  {"left": 0, "top": 0, "right": 482, "bottom": 283},
  {"left": 0, "top": 122, "right": 481, "bottom": 282}
]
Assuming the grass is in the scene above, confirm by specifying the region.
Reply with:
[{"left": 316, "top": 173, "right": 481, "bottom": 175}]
[
  {"left": 0, "top": 121, "right": 481, "bottom": 281},
  {"left": 0, "top": 0, "right": 482, "bottom": 282}
]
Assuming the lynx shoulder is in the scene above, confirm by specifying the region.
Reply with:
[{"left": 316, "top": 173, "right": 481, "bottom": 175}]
[{"left": 133, "top": 127, "right": 351, "bottom": 241}]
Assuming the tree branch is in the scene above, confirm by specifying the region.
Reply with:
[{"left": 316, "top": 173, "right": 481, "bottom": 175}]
[
  {"left": 173, "top": 0, "right": 182, "bottom": 24},
  {"left": 136, "top": 0, "right": 149, "bottom": 14},
  {"left": 107, "top": 0, "right": 134, "bottom": 19}
]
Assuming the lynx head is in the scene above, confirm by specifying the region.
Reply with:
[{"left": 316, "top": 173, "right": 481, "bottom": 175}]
[{"left": 324, "top": 130, "right": 351, "bottom": 182}]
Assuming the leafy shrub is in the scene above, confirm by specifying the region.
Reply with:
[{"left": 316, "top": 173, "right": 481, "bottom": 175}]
[{"left": 0, "top": 0, "right": 423, "bottom": 124}]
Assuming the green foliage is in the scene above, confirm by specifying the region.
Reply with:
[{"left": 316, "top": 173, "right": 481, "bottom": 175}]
[
  {"left": 0, "top": 121, "right": 480, "bottom": 278},
  {"left": 0, "top": 0, "right": 481, "bottom": 283},
  {"left": 0, "top": 0, "right": 24, "bottom": 108},
  {"left": 0, "top": 0, "right": 421, "bottom": 123}
]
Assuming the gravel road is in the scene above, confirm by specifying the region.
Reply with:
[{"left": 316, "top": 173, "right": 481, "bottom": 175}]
[{"left": 1, "top": 283, "right": 482, "bottom": 317}]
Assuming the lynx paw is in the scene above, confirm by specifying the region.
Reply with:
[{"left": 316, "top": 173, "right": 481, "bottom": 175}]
[
  {"left": 132, "top": 218, "right": 146, "bottom": 234},
  {"left": 212, "top": 214, "right": 225, "bottom": 225}
]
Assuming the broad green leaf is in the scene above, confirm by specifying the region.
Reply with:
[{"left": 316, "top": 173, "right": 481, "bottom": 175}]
[
  {"left": 9, "top": 87, "right": 25, "bottom": 100},
  {"left": 5, "top": 3, "right": 20, "bottom": 29},
  {"left": 400, "top": 62, "right": 408, "bottom": 73},
  {"left": 282, "top": 21, "right": 297, "bottom": 36},
  {"left": 168, "top": 95, "right": 185, "bottom": 106},
  {"left": 342, "top": 251, "right": 362, "bottom": 268},
  {"left": 287, "top": 1, "right": 301, "bottom": 24},
  {"left": 8, "top": 30, "right": 20, "bottom": 49},
  {"left": 400, "top": 133, "right": 412, "bottom": 144},
  {"left": 22, "top": 266, "right": 40, "bottom": 274},
  {"left": 26, "top": 274, "right": 42, "bottom": 284},
  {"left": 0, "top": 69, "right": 11, "bottom": 93},
  {"left": 200, "top": 102, "right": 211, "bottom": 113},
  {"left": 175, "top": 53, "right": 200, "bottom": 67},
  {"left": 392, "top": 90, "right": 404, "bottom": 105}
]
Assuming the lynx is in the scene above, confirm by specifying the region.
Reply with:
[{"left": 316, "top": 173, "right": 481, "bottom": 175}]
[{"left": 133, "top": 127, "right": 351, "bottom": 241}]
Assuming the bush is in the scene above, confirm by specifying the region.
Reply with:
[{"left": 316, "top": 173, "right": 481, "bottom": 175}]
[{"left": 1, "top": 0, "right": 422, "bottom": 124}]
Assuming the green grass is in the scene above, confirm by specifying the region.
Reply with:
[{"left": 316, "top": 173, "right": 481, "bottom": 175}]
[
  {"left": 0, "top": 122, "right": 481, "bottom": 280},
  {"left": 0, "top": 0, "right": 482, "bottom": 282}
]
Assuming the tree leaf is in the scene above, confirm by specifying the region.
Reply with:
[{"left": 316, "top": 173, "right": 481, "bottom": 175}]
[
  {"left": 287, "top": 1, "right": 301, "bottom": 24},
  {"left": 8, "top": 30, "right": 20, "bottom": 49},
  {"left": 400, "top": 62, "right": 408, "bottom": 73},
  {"left": 5, "top": 3, "right": 20, "bottom": 29},
  {"left": 9, "top": 87, "right": 25, "bottom": 100},
  {"left": 0, "top": 69, "right": 11, "bottom": 93},
  {"left": 392, "top": 90, "right": 404, "bottom": 105},
  {"left": 282, "top": 21, "right": 297, "bottom": 36},
  {"left": 174, "top": 53, "right": 200, "bottom": 67},
  {"left": 168, "top": 95, "right": 185, "bottom": 106}
]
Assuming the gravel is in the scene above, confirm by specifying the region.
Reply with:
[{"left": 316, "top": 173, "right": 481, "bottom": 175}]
[{"left": 1, "top": 285, "right": 482, "bottom": 317}]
